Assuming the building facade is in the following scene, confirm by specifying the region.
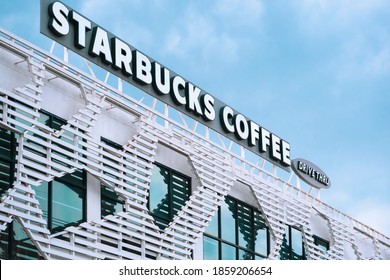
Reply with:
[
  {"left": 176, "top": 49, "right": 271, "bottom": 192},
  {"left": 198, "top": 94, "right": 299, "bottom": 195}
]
[{"left": 0, "top": 27, "right": 389, "bottom": 260}]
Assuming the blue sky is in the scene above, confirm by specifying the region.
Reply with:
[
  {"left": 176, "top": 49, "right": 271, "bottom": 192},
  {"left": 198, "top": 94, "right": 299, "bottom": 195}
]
[{"left": 1, "top": 0, "right": 389, "bottom": 236}]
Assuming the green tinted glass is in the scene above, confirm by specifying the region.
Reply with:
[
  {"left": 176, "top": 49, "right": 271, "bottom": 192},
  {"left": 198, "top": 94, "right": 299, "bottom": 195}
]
[
  {"left": 221, "top": 198, "right": 236, "bottom": 243},
  {"left": 52, "top": 181, "right": 84, "bottom": 232},
  {"left": 205, "top": 208, "right": 219, "bottom": 236},
  {"left": 0, "top": 159, "right": 11, "bottom": 197},
  {"left": 239, "top": 249, "right": 253, "bottom": 260},
  {"left": 221, "top": 242, "right": 236, "bottom": 260},
  {"left": 11, "top": 220, "right": 40, "bottom": 260},
  {"left": 149, "top": 165, "right": 169, "bottom": 219},
  {"left": 291, "top": 227, "right": 303, "bottom": 259},
  {"left": 33, "top": 182, "right": 49, "bottom": 223},
  {"left": 101, "top": 185, "right": 124, "bottom": 217},
  {"left": 254, "top": 211, "right": 268, "bottom": 256},
  {"left": 203, "top": 236, "right": 219, "bottom": 260}
]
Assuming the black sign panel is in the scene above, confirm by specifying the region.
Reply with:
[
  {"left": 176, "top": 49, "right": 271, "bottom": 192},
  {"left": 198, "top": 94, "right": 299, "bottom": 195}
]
[{"left": 291, "top": 158, "right": 331, "bottom": 189}]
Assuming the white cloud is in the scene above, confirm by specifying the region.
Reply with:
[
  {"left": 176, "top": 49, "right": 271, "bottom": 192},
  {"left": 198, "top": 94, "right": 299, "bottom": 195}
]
[
  {"left": 161, "top": 1, "right": 266, "bottom": 67},
  {"left": 79, "top": 0, "right": 153, "bottom": 49},
  {"left": 214, "top": 0, "right": 264, "bottom": 26},
  {"left": 352, "top": 200, "right": 390, "bottom": 237},
  {"left": 286, "top": 0, "right": 390, "bottom": 98},
  {"left": 162, "top": 7, "right": 240, "bottom": 65},
  {"left": 367, "top": 46, "right": 390, "bottom": 76},
  {"left": 320, "top": 157, "right": 390, "bottom": 237},
  {"left": 297, "top": 0, "right": 389, "bottom": 28},
  {"left": 73, "top": 0, "right": 266, "bottom": 68}
]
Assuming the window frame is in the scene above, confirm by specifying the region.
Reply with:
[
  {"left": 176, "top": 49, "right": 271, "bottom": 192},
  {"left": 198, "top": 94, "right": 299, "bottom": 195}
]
[
  {"left": 100, "top": 137, "right": 126, "bottom": 218},
  {"left": 148, "top": 162, "right": 191, "bottom": 231},
  {"left": 34, "top": 169, "right": 87, "bottom": 234},
  {"left": 280, "top": 225, "right": 306, "bottom": 260},
  {"left": 203, "top": 196, "right": 270, "bottom": 260},
  {"left": 0, "top": 128, "right": 17, "bottom": 197},
  {"left": 33, "top": 110, "right": 87, "bottom": 233},
  {"left": 313, "top": 235, "right": 330, "bottom": 252}
]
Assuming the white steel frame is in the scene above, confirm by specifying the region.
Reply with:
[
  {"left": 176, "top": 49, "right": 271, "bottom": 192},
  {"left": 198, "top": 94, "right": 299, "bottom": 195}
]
[{"left": 0, "top": 28, "right": 389, "bottom": 260}]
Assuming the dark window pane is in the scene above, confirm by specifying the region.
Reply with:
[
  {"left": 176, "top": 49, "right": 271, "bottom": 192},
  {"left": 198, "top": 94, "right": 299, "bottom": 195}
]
[
  {"left": 101, "top": 197, "right": 124, "bottom": 217},
  {"left": 221, "top": 242, "right": 236, "bottom": 260},
  {"left": 0, "top": 159, "right": 11, "bottom": 197},
  {"left": 0, "top": 127, "right": 16, "bottom": 197},
  {"left": 153, "top": 216, "right": 170, "bottom": 231},
  {"left": 101, "top": 185, "right": 124, "bottom": 217},
  {"left": 237, "top": 203, "right": 253, "bottom": 251},
  {"left": 279, "top": 226, "right": 305, "bottom": 260},
  {"left": 52, "top": 117, "right": 65, "bottom": 131},
  {"left": 279, "top": 227, "right": 290, "bottom": 260},
  {"left": 0, "top": 224, "right": 9, "bottom": 259},
  {"left": 11, "top": 220, "right": 40, "bottom": 260},
  {"left": 203, "top": 236, "right": 219, "bottom": 260},
  {"left": 0, "top": 129, "right": 12, "bottom": 160},
  {"left": 171, "top": 172, "right": 190, "bottom": 216},
  {"left": 149, "top": 164, "right": 191, "bottom": 231},
  {"left": 314, "top": 236, "right": 329, "bottom": 253}
]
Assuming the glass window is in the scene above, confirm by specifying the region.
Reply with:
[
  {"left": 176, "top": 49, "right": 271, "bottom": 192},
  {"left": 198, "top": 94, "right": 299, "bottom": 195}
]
[
  {"left": 149, "top": 163, "right": 191, "bottom": 231},
  {"left": 101, "top": 185, "right": 124, "bottom": 217},
  {"left": 0, "top": 107, "right": 40, "bottom": 259},
  {"left": 221, "top": 242, "right": 236, "bottom": 260},
  {"left": 33, "top": 171, "right": 86, "bottom": 233},
  {"left": 221, "top": 198, "right": 236, "bottom": 243},
  {"left": 0, "top": 220, "right": 42, "bottom": 260},
  {"left": 205, "top": 207, "right": 219, "bottom": 236},
  {"left": 203, "top": 196, "right": 269, "bottom": 260},
  {"left": 171, "top": 172, "right": 190, "bottom": 217},
  {"left": 291, "top": 227, "right": 303, "bottom": 259},
  {"left": 237, "top": 203, "right": 253, "bottom": 251},
  {"left": 100, "top": 138, "right": 125, "bottom": 217},
  {"left": 37, "top": 110, "right": 76, "bottom": 170},
  {"left": 279, "top": 230, "right": 290, "bottom": 260},
  {"left": 0, "top": 128, "right": 14, "bottom": 160},
  {"left": 0, "top": 128, "right": 16, "bottom": 197},
  {"left": 0, "top": 223, "right": 9, "bottom": 259},
  {"left": 34, "top": 182, "right": 49, "bottom": 222},
  {"left": 203, "top": 236, "right": 219, "bottom": 260},
  {"left": 314, "top": 235, "right": 330, "bottom": 253},
  {"left": 254, "top": 211, "right": 268, "bottom": 255},
  {"left": 52, "top": 181, "right": 84, "bottom": 232},
  {"left": 279, "top": 225, "right": 306, "bottom": 260},
  {"left": 31, "top": 111, "right": 86, "bottom": 233},
  {"left": 239, "top": 249, "right": 253, "bottom": 260},
  {"left": 0, "top": 158, "right": 12, "bottom": 197},
  {"left": 150, "top": 165, "right": 170, "bottom": 221}
]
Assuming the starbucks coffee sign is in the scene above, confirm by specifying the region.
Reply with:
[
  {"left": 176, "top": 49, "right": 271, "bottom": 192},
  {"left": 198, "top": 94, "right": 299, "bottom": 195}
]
[{"left": 40, "top": 0, "right": 292, "bottom": 171}]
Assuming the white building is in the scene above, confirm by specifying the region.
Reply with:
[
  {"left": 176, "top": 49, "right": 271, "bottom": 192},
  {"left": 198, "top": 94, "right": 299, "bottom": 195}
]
[{"left": 0, "top": 24, "right": 389, "bottom": 260}]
